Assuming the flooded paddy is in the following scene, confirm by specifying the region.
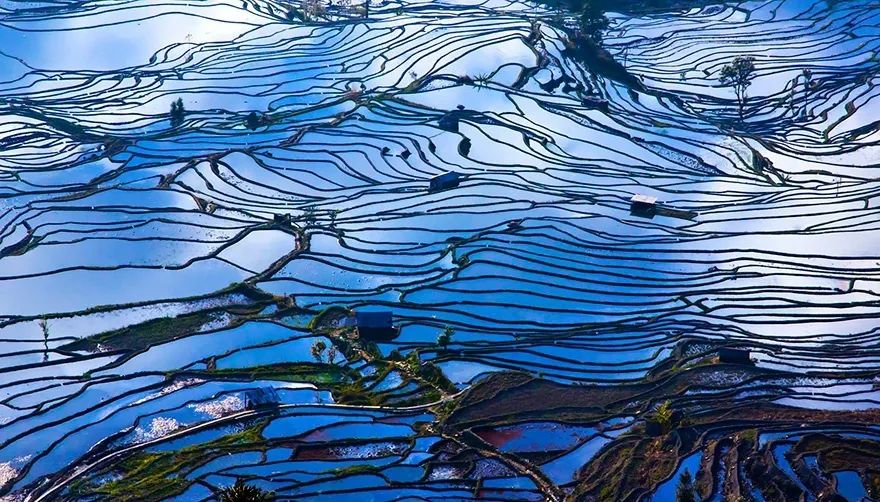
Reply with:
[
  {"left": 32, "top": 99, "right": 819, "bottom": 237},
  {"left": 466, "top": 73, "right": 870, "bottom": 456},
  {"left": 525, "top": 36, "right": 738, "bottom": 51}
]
[{"left": 0, "top": 0, "right": 879, "bottom": 499}]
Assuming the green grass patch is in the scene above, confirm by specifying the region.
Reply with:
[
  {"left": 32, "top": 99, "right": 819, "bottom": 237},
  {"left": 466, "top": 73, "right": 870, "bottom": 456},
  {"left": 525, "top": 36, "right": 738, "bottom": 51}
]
[
  {"left": 203, "top": 362, "right": 350, "bottom": 385},
  {"left": 83, "top": 423, "right": 267, "bottom": 501},
  {"left": 61, "top": 312, "right": 217, "bottom": 352},
  {"left": 331, "top": 464, "right": 381, "bottom": 477},
  {"left": 334, "top": 379, "right": 385, "bottom": 406},
  {"left": 307, "top": 306, "right": 350, "bottom": 331}
]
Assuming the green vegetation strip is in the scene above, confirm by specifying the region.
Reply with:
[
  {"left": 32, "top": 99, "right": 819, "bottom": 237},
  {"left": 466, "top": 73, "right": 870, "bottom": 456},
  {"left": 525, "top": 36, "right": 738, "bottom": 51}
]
[{"left": 73, "top": 423, "right": 267, "bottom": 501}]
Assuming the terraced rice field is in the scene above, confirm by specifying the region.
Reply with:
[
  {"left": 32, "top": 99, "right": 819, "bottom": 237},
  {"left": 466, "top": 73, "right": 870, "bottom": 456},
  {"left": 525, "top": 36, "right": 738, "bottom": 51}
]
[{"left": 0, "top": 0, "right": 879, "bottom": 499}]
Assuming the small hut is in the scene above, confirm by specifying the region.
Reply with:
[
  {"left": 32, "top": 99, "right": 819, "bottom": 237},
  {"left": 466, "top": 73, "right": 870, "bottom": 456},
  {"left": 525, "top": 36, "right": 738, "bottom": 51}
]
[
  {"left": 355, "top": 310, "right": 399, "bottom": 341},
  {"left": 438, "top": 112, "right": 460, "bottom": 133},
  {"left": 718, "top": 348, "right": 752, "bottom": 365},
  {"left": 630, "top": 194, "right": 658, "bottom": 218},
  {"left": 429, "top": 172, "right": 462, "bottom": 192},
  {"left": 243, "top": 387, "right": 280, "bottom": 409}
]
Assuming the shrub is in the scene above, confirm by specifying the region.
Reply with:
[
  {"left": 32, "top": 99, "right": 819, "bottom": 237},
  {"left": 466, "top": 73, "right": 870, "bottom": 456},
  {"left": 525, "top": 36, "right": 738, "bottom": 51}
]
[
  {"left": 216, "top": 480, "right": 272, "bottom": 502},
  {"left": 311, "top": 340, "right": 327, "bottom": 362},
  {"left": 246, "top": 111, "right": 261, "bottom": 130},
  {"left": 654, "top": 400, "right": 674, "bottom": 433},
  {"left": 169, "top": 98, "right": 185, "bottom": 127},
  {"left": 437, "top": 326, "right": 454, "bottom": 347},
  {"left": 676, "top": 470, "right": 696, "bottom": 502},
  {"left": 405, "top": 349, "right": 420, "bottom": 372}
]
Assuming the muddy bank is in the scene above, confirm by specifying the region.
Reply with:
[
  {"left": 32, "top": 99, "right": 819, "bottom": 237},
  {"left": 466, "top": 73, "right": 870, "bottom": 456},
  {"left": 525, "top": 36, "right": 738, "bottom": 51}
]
[{"left": 440, "top": 342, "right": 880, "bottom": 501}]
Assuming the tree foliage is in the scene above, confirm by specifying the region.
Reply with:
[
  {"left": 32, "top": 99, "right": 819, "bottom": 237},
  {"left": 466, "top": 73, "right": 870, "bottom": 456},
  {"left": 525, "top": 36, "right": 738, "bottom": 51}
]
[
  {"left": 578, "top": 0, "right": 609, "bottom": 42},
  {"left": 246, "top": 111, "right": 261, "bottom": 131},
  {"left": 676, "top": 469, "right": 697, "bottom": 502},
  {"left": 169, "top": 98, "right": 185, "bottom": 127},
  {"left": 654, "top": 400, "right": 674, "bottom": 433},
  {"left": 217, "top": 480, "right": 272, "bottom": 502},
  {"left": 719, "top": 56, "right": 756, "bottom": 120},
  {"left": 437, "top": 326, "right": 454, "bottom": 347},
  {"left": 311, "top": 340, "right": 327, "bottom": 362},
  {"left": 405, "top": 349, "right": 421, "bottom": 372}
]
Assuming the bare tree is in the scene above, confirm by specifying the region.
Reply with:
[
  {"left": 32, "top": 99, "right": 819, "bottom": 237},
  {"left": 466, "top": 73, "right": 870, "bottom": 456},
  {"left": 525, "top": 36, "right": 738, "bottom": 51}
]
[{"left": 720, "top": 56, "right": 756, "bottom": 121}]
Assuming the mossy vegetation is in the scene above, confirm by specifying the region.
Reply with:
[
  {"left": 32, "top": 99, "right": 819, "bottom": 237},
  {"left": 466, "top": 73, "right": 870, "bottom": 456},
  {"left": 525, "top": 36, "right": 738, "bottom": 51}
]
[
  {"left": 79, "top": 423, "right": 267, "bottom": 501},
  {"left": 331, "top": 464, "right": 381, "bottom": 477},
  {"left": 199, "top": 362, "right": 350, "bottom": 384},
  {"left": 652, "top": 400, "right": 674, "bottom": 433},
  {"left": 304, "top": 307, "right": 456, "bottom": 408},
  {"left": 61, "top": 311, "right": 217, "bottom": 352},
  {"left": 58, "top": 284, "right": 283, "bottom": 353},
  {"left": 868, "top": 472, "right": 880, "bottom": 500},
  {"left": 436, "top": 340, "right": 880, "bottom": 501},
  {"left": 565, "top": 429, "right": 691, "bottom": 501},
  {"left": 334, "top": 379, "right": 384, "bottom": 406},
  {"left": 307, "top": 305, "right": 351, "bottom": 331}
]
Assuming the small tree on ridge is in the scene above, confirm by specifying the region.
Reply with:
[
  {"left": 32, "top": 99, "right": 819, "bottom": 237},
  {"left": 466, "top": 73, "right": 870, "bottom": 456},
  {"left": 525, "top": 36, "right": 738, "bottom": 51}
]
[
  {"left": 169, "top": 98, "right": 186, "bottom": 127},
  {"left": 676, "top": 469, "right": 697, "bottom": 502},
  {"left": 720, "top": 56, "right": 756, "bottom": 121}
]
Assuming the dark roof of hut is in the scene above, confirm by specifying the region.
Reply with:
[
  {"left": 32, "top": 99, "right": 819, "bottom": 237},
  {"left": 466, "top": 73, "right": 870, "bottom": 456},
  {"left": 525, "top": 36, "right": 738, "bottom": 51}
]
[{"left": 355, "top": 310, "right": 393, "bottom": 329}]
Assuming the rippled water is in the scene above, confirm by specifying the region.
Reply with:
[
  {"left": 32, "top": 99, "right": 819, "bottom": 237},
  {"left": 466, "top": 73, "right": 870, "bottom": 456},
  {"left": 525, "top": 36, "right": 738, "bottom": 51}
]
[{"left": 1, "top": 0, "right": 879, "bottom": 499}]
